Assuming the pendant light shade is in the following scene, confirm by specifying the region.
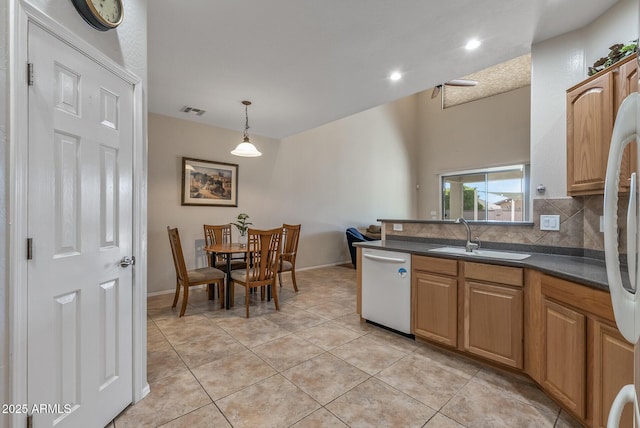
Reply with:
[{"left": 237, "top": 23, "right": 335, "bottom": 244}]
[{"left": 231, "top": 101, "right": 262, "bottom": 157}]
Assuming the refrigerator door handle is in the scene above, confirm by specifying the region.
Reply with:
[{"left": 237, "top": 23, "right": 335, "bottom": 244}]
[
  {"left": 627, "top": 172, "right": 637, "bottom": 291},
  {"left": 604, "top": 93, "right": 640, "bottom": 343},
  {"left": 607, "top": 384, "right": 638, "bottom": 428}
]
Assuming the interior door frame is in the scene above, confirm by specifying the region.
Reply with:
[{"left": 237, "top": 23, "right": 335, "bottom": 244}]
[{"left": 8, "top": 2, "right": 149, "bottom": 426}]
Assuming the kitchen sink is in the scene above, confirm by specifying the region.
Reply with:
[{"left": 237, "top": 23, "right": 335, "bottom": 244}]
[{"left": 428, "top": 246, "right": 531, "bottom": 260}]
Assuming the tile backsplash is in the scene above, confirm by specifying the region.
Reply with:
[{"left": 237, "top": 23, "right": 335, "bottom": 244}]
[{"left": 384, "top": 196, "right": 616, "bottom": 252}]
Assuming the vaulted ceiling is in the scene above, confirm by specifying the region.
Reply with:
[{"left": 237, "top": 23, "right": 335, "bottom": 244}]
[{"left": 148, "top": 0, "right": 618, "bottom": 139}]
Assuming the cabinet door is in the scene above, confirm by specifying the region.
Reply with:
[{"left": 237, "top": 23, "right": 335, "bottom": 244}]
[
  {"left": 567, "top": 71, "right": 614, "bottom": 195},
  {"left": 542, "top": 299, "right": 586, "bottom": 418},
  {"left": 615, "top": 58, "right": 638, "bottom": 110},
  {"left": 464, "top": 281, "right": 523, "bottom": 368},
  {"left": 592, "top": 320, "right": 634, "bottom": 428},
  {"left": 413, "top": 271, "right": 457, "bottom": 347},
  {"left": 617, "top": 59, "right": 638, "bottom": 192}
]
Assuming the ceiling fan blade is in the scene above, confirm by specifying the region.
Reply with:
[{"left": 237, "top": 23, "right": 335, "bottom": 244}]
[
  {"left": 445, "top": 79, "right": 478, "bottom": 87},
  {"left": 431, "top": 85, "right": 442, "bottom": 99}
]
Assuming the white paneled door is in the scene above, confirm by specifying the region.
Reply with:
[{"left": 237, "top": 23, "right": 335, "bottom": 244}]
[{"left": 27, "top": 23, "right": 134, "bottom": 427}]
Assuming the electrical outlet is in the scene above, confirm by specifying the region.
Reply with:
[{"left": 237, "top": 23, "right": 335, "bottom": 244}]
[
  {"left": 540, "top": 215, "right": 560, "bottom": 231},
  {"left": 393, "top": 223, "right": 403, "bottom": 231}
]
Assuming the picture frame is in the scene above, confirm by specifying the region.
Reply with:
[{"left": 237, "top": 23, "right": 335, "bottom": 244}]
[{"left": 181, "top": 157, "right": 238, "bottom": 206}]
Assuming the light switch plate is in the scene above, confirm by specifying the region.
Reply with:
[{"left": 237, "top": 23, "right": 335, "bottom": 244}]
[
  {"left": 540, "top": 215, "right": 560, "bottom": 231},
  {"left": 393, "top": 223, "right": 403, "bottom": 231}
]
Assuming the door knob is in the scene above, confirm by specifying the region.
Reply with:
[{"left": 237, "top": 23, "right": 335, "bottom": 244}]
[{"left": 120, "top": 256, "right": 135, "bottom": 268}]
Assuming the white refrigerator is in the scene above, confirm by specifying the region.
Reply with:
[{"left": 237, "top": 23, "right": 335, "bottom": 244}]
[{"left": 604, "top": 26, "right": 640, "bottom": 427}]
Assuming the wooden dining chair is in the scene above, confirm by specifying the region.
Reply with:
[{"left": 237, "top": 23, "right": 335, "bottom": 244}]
[
  {"left": 229, "top": 227, "right": 282, "bottom": 318},
  {"left": 167, "top": 226, "right": 226, "bottom": 317},
  {"left": 203, "top": 224, "right": 247, "bottom": 273},
  {"left": 278, "top": 223, "right": 301, "bottom": 292}
]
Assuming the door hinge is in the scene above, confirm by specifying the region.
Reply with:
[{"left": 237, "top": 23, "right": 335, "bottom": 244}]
[
  {"left": 27, "top": 62, "right": 34, "bottom": 86},
  {"left": 27, "top": 238, "right": 33, "bottom": 260},
  {"left": 27, "top": 414, "right": 33, "bottom": 428}
]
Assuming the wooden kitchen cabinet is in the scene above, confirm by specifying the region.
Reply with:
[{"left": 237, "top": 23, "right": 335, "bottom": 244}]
[
  {"left": 566, "top": 55, "right": 637, "bottom": 196},
  {"left": 533, "top": 273, "right": 632, "bottom": 426},
  {"left": 591, "top": 320, "right": 634, "bottom": 428},
  {"left": 463, "top": 262, "right": 523, "bottom": 369},
  {"left": 566, "top": 71, "right": 614, "bottom": 195},
  {"left": 395, "top": 247, "right": 634, "bottom": 428},
  {"left": 541, "top": 298, "right": 586, "bottom": 419},
  {"left": 412, "top": 255, "right": 458, "bottom": 347}
]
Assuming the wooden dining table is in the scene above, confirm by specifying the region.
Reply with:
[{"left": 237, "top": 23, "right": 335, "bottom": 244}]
[{"left": 204, "top": 242, "right": 250, "bottom": 309}]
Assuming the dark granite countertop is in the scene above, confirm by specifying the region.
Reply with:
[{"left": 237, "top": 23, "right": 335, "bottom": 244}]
[{"left": 354, "top": 239, "right": 618, "bottom": 292}]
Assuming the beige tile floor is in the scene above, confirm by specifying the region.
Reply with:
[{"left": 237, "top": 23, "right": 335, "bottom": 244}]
[{"left": 111, "top": 265, "right": 583, "bottom": 428}]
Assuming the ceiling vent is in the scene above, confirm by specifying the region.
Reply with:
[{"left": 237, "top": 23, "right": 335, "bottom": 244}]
[{"left": 180, "top": 106, "right": 206, "bottom": 116}]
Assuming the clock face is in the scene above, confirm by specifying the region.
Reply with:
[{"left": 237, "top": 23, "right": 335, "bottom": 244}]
[
  {"left": 71, "top": 0, "right": 123, "bottom": 31},
  {"left": 89, "top": 0, "right": 122, "bottom": 25}
]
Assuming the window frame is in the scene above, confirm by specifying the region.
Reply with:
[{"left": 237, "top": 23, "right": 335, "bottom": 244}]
[{"left": 438, "top": 164, "right": 530, "bottom": 222}]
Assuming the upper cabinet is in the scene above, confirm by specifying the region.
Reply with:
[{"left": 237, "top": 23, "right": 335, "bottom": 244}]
[{"left": 566, "top": 55, "right": 637, "bottom": 196}]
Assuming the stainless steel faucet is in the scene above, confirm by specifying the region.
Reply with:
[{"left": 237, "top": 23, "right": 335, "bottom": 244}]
[{"left": 455, "top": 218, "right": 479, "bottom": 252}]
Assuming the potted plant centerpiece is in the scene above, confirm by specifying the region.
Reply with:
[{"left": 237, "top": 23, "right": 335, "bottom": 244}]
[{"left": 232, "top": 213, "right": 252, "bottom": 247}]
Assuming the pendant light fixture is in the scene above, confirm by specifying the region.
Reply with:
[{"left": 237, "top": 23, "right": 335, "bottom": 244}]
[{"left": 231, "top": 100, "right": 262, "bottom": 157}]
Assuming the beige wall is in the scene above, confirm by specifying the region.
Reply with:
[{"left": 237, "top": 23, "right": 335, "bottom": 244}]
[
  {"left": 148, "top": 95, "right": 419, "bottom": 294},
  {"left": 416, "top": 86, "right": 531, "bottom": 219},
  {"left": 148, "top": 114, "right": 281, "bottom": 293}
]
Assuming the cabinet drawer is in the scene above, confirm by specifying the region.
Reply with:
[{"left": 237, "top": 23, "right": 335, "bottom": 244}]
[
  {"left": 540, "top": 274, "right": 614, "bottom": 322},
  {"left": 464, "top": 261, "right": 523, "bottom": 287},
  {"left": 412, "top": 255, "right": 457, "bottom": 276}
]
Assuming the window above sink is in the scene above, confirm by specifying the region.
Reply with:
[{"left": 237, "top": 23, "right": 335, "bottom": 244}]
[{"left": 440, "top": 164, "right": 530, "bottom": 223}]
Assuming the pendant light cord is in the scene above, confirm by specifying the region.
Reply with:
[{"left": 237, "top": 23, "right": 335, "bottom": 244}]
[{"left": 244, "top": 104, "right": 250, "bottom": 140}]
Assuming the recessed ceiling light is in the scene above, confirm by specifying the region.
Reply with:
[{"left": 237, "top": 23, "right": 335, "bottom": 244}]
[
  {"left": 389, "top": 71, "right": 402, "bottom": 81},
  {"left": 465, "top": 39, "right": 481, "bottom": 50}
]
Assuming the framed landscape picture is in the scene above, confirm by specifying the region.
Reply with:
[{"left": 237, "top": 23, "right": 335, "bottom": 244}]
[{"left": 181, "top": 157, "right": 238, "bottom": 206}]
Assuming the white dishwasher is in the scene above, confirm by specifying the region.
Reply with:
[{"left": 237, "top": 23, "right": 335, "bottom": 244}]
[{"left": 361, "top": 248, "right": 412, "bottom": 335}]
